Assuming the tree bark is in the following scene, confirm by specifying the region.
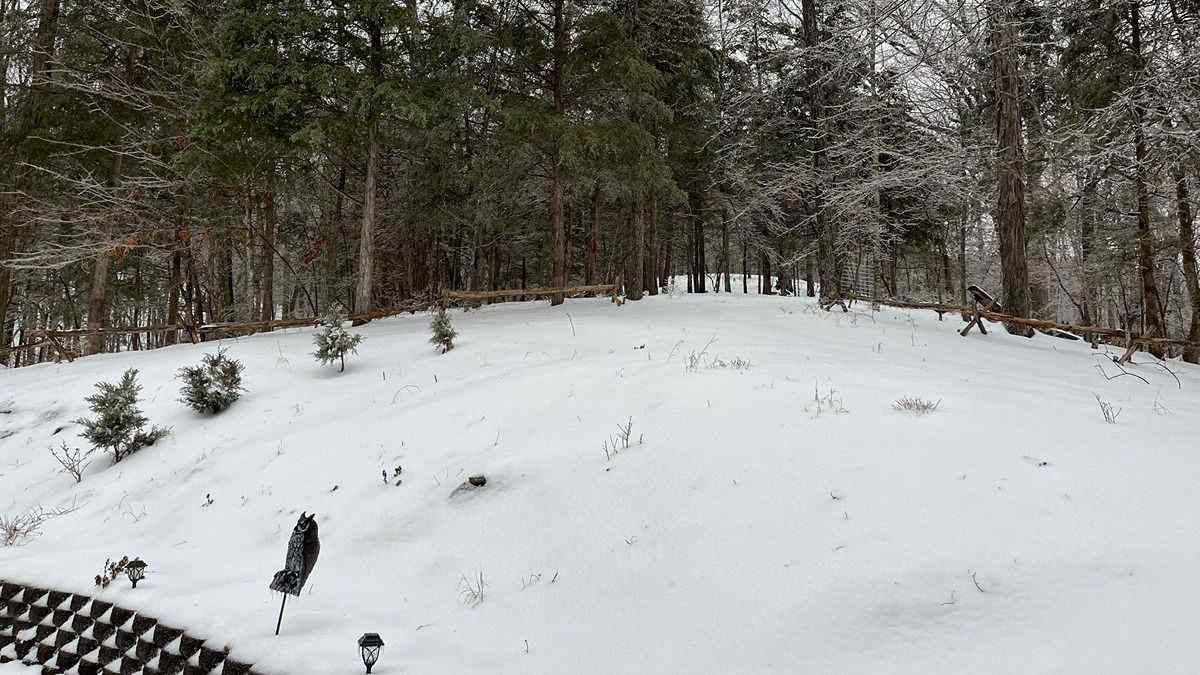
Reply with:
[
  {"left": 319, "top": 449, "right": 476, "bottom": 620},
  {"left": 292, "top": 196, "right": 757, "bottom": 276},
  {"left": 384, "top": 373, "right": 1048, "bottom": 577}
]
[
  {"left": 662, "top": 211, "right": 675, "bottom": 289},
  {"left": 627, "top": 197, "right": 644, "bottom": 301},
  {"left": 721, "top": 209, "right": 731, "bottom": 292},
  {"left": 989, "top": 0, "right": 1033, "bottom": 336},
  {"left": 1129, "top": 1, "right": 1164, "bottom": 354},
  {"left": 0, "top": 222, "right": 11, "bottom": 351},
  {"left": 1176, "top": 167, "right": 1199, "bottom": 363},
  {"left": 166, "top": 241, "right": 182, "bottom": 345},
  {"left": 549, "top": 0, "right": 568, "bottom": 305},
  {"left": 322, "top": 163, "right": 346, "bottom": 315},
  {"left": 355, "top": 19, "right": 383, "bottom": 320},
  {"left": 647, "top": 188, "right": 659, "bottom": 295},
  {"left": 742, "top": 237, "right": 748, "bottom": 293},
  {"left": 261, "top": 190, "right": 276, "bottom": 324},
  {"left": 355, "top": 121, "right": 379, "bottom": 318},
  {"left": 586, "top": 180, "right": 599, "bottom": 286},
  {"left": 1079, "top": 172, "right": 1097, "bottom": 325},
  {"left": 691, "top": 190, "right": 705, "bottom": 292}
]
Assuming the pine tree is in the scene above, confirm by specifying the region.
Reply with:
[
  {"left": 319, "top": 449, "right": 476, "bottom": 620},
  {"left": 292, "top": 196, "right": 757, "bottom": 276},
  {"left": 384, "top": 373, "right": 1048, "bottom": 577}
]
[
  {"left": 74, "top": 369, "right": 169, "bottom": 464},
  {"left": 429, "top": 308, "right": 457, "bottom": 353},
  {"left": 177, "top": 349, "right": 246, "bottom": 414},
  {"left": 313, "top": 310, "right": 363, "bottom": 372}
]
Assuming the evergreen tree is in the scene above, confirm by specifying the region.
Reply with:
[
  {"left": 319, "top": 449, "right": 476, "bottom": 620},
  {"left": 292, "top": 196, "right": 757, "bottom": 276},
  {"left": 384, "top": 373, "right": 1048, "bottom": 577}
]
[
  {"left": 177, "top": 350, "right": 246, "bottom": 414},
  {"left": 312, "top": 310, "right": 364, "bottom": 372},
  {"left": 74, "top": 369, "right": 169, "bottom": 464},
  {"left": 429, "top": 307, "right": 457, "bottom": 353}
]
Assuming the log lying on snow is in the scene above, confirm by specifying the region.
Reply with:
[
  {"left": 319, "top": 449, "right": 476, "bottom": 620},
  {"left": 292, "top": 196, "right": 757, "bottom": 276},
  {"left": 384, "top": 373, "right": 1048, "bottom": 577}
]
[{"left": 845, "top": 294, "right": 1200, "bottom": 351}]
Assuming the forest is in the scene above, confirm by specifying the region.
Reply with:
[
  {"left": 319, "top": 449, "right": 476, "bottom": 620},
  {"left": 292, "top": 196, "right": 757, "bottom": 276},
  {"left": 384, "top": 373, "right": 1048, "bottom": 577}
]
[{"left": 1, "top": 0, "right": 1198, "bottom": 365}]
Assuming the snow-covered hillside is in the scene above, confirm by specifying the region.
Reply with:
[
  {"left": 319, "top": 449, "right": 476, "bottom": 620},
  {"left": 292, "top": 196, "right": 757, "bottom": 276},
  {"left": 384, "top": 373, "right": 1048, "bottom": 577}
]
[{"left": 2, "top": 288, "right": 1198, "bottom": 674}]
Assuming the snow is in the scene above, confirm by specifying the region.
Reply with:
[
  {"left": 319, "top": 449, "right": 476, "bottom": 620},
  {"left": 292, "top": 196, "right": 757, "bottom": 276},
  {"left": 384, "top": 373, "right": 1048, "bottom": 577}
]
[{"left": 2, "top": 284, "right": 1199, "bottom": 674}]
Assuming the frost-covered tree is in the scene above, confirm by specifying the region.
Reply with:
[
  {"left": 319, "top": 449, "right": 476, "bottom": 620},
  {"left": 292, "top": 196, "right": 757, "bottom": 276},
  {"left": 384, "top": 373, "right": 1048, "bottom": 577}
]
[
  {"left": 177, "top": 349, "right": 246, "bottom": 414},
  {"left": 74, "top": 369, "right": 169, "bottom": 464},
  {"left": 313, "top": 311, "right": 363, "bottom": 372},
  {"left": 429, "top": 308, "right": 457, "bottom": 353}
]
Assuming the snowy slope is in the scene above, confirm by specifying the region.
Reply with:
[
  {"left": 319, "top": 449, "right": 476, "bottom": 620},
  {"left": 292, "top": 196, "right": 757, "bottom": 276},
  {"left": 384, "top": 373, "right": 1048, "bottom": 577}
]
[{"left": 2, "top": 285, "right": 1198, "bottom": 674}]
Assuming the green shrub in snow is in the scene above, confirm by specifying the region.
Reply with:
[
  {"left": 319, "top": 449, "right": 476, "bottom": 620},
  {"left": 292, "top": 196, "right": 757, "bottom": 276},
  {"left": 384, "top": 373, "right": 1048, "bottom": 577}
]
[
  {"left": 313, "top": 310, "right": 363, "bottom": 372},
  {"left": 429, "top": 307, "right": 457, "bottom": 353},
  {"left": 74, "top": 368, "right": 169, "bottom": 464},
  {"left": 177, "top": 349, "right": 245, "bottom": 414}
]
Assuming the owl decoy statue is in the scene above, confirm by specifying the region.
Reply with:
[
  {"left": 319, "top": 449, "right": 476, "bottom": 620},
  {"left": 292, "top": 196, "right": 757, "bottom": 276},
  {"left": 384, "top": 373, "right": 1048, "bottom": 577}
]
[{"left": 270, "top": 511, "right": 320, "bottom": 596}]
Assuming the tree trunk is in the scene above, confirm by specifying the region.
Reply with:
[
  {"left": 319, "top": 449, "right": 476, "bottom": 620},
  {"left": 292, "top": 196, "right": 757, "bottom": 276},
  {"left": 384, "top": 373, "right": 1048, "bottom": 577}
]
[
  {"left": 1129, "top": 2, "right": 1164, "bottom": 354},
  {"left": 548, "top": 0, "right": 568, "bottom": 305},
  {"left": 662, "top": 211, "right": 675, "bottom": 289},
  {"left": 0, "top": 223, "right": 11, "bottom": 351},
  {"left": 626, "top": 197, "right": 644, "bottom": 301},
  {"left": 628, "top": 195, "right": 648, "bottom": 297},
  {"left": 355, "top": 121, "right": 379, "bottom": 319},
  {"left": 586, "top": 180, "right": 599, "bottom": 286},
  {"left": 189, "top": 245, "right": 204, "bottom": 330},
  {"left": 1176, "top": 167, "right": 1199, "bottom": 363},
  {"left": 940, "top": 234, "right": 954, "bottom": 303},
  {"left": 721, "top": 209, "right": 731, "bottom": 292},
  {"left": 960, "top": 199, "right": 971, "bottom": 320},
  {"left": 647, "top": 189, "right": 659, "bottom": 295},
  {"left": 1079, "top": 172, "right": 1097, "bottom": 325},
  {"left": 355, "top": 19, "right": 383, "bottom": 320},
  {"left": 691, "top": 191, "right": 706, "bottom": 292},
  {"left": 323, "top": 163, "right": 346, "bottom": 315},
  {"left": 261, "top": 190, "right": 276, "bottom": 325},
  {"left": 219, "top": 229, "right": 235, "bottom": 321},
  {"left": 742, "top": 237, "right": 748, "bottom": 293},
  {"left": 166, "top": 244, "right": 182, "bottom": 345},
  {"left": 989, "top": 0, "right": 1033, "bottom": 336}
]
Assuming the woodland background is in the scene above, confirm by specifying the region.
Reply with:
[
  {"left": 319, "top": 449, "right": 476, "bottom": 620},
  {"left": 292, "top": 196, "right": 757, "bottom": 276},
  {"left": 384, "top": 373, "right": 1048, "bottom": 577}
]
[{"left": 1, "top": 0, "right": 1199, "bottom": 364}]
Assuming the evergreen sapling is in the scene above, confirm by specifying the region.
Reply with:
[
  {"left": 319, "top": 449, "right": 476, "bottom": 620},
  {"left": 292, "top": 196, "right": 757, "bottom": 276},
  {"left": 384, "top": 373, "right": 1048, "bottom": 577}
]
[
  {"left": 313, "top": 310, "right": 363, "bottom": 372},
  {"left": 74, "top": 369, "right": 169, "bottom": 464},
  {"left": 178, "top": 349, "right": 246, "bottom": 414},
  {"left": 430, "top": 307, "right": 457, "bottom": 353}
]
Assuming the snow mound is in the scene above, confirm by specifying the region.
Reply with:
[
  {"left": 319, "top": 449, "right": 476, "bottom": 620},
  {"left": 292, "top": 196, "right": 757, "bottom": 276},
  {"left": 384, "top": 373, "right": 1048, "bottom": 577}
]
[{"left": 2, "top": 291, "right": 1198, "bottom": 674}]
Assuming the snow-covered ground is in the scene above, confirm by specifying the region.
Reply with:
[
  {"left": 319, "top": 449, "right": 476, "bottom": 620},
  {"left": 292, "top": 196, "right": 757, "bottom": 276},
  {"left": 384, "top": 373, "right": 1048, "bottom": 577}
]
[{"left": 2, "top": 284, "right": 1199, "bottom": 674}]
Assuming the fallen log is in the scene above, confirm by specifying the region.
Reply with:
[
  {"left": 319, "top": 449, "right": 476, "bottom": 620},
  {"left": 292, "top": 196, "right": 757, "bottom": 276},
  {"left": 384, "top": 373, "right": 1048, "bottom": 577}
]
[{"left": 846, "top": 294, "right": 1200, "bottom": 353}]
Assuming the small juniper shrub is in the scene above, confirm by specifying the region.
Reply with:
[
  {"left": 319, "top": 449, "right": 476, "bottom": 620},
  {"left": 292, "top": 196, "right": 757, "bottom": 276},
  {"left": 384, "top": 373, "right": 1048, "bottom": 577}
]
[
  {"left": 429, "top": 307, "right": 457, "bottom": 353},
  {"left": 177, "top": 349, "right": 246, "bottom": 414},
  {"left": 313, "top": 310, "right": 363, "bottom": 372},
  {"left": 74, "top": 369, "right": 170, "bottom": 464}
]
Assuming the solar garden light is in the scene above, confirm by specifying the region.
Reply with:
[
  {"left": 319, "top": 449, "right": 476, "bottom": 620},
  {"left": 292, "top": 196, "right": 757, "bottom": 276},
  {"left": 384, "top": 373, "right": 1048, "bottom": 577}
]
[
  {"left": 125, "top": 558, "right": 147, "bottom": 588},
  {"left": 358, "top": 633, "right": 384, "bottom": 673}
]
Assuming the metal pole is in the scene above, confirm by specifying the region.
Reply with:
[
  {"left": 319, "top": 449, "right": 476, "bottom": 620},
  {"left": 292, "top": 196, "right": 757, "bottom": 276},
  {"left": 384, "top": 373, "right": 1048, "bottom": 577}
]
[{"left": 275, "top": 593, "right": 287, "bottom": 636}]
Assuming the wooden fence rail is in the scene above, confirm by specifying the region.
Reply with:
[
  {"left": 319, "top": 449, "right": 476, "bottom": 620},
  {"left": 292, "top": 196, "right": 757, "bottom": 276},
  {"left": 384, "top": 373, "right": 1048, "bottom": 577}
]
[
  {"left": 441, "top": 284, "right": 618, "bottom": 303},
  {"left": 2, "top": 285, "right": 619, "bottom": 365}
]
